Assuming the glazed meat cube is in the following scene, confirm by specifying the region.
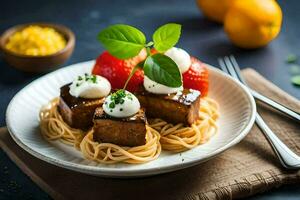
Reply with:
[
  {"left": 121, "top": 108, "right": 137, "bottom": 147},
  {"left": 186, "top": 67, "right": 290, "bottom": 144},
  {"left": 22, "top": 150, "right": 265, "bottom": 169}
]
[
  {"left": 93, "top": 107, "right": 147, "bottom": 146},
  {"left": 58, "top": 84, "right": 104, "bottom": 130},
  {"left": 136, "top": 88, "right": 201, "bottom": 125}
]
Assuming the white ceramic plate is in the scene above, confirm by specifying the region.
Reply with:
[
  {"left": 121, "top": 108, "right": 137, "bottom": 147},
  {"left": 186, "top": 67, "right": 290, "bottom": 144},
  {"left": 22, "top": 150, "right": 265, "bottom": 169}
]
[{"left": 6, "top": 60, "right": 256, "bottom": 177}]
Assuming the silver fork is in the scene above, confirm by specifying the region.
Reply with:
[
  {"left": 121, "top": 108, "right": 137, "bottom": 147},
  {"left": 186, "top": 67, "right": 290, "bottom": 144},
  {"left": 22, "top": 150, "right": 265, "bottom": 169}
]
[
  {"left": 224, "top": 56, "right": 300, "bottom": 122},
  {"left": 218, "top": 55, "right": 300, "bottom": 169}
]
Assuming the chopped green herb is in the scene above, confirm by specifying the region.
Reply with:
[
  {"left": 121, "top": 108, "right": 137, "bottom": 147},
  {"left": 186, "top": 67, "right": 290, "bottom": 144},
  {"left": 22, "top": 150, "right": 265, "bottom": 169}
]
[
  {"left": 84, "top": 73, "right": 88, "bottom": 76},
  {"left": 111, "top": 90, "right": 126, "bottom": 100},
  {"left": 109, "top": 102, "right": 115, "bottom": 108},
  {"left": 78, "top": 76, "right": 83, "bottom": 81},
  {"left": 110, "top": 110, "right": 113, "bottom": 112},
  {"left": 291, "top": 75, "right": 300, "bottom": 86},
  {"left": 107, "top": 89, "right": 135, "bottom": 114},
  {"left": 286, "top": 54, "right": 298, "bottom": 63},
  {"left": 76, "top": 83, "right": 80, "bottom": 87},
  {"left": 127, "top": 93, "right": 133, "bottom": 100},
  {"left": 289, "top": 65, "right": 300, "bottom": 75},
  {"left": 91, "top": 75, "right": 97, "bottom": 83},
  {"left": 110, "top": 90, "right": 126, "bottom": 105}
]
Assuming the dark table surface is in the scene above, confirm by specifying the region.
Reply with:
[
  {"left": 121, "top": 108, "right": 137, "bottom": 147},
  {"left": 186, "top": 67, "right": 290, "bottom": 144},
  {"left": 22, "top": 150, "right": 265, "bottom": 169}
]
[{"left": 0, "top": 0, "right": 299, "bottom": 199}]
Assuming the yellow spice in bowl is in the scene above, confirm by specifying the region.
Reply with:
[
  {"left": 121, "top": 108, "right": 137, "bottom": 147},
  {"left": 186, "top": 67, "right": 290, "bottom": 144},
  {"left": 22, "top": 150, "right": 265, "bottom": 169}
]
[{"left": 5, "top": 25, "right": 67, "bottom": 56}]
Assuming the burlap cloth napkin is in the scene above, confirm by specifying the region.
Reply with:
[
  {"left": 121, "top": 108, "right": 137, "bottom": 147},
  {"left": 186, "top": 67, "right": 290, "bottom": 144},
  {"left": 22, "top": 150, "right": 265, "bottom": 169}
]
[{"left": 0, "top": 68, "right": 299, "bottom": 200}]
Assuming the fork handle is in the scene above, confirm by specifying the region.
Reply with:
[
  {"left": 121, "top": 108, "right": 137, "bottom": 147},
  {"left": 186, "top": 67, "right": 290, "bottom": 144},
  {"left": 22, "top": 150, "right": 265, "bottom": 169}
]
[
  {"left": 255, "top": 114, "right": 300, "bottom": 169},
  {"left": 251, "top": 90, "right": 300, "bottom": 122}
]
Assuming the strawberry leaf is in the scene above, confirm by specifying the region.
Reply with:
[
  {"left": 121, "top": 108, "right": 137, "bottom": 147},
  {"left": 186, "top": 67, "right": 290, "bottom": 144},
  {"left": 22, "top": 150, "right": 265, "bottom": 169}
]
[
  {"left": 98, "top": 24, "right": 146, "bottom": 59},
  {"left": 144, "top": 54, "right": 182, "bottom": 87},
  {"left": 153, "top": 23, "right": 181, "bottom": 52}
]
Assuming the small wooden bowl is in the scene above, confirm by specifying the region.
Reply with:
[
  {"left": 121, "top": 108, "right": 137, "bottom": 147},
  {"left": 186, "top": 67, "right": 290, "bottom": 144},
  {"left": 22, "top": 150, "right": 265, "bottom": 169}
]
[{"left": 0, "top": 23, "right": 75, "bottom": 73}]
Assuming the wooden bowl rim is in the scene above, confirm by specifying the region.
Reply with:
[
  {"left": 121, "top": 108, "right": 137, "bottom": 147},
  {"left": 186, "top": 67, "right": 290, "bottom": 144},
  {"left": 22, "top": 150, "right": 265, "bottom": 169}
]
[{"left": 0, "top": 22, "right": 75, "bottom": 58}]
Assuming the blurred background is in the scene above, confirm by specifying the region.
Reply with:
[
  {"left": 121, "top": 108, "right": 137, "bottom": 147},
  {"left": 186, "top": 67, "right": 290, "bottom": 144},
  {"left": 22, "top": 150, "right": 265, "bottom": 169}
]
[{"left": 0, "top": 0, "right": 299, "bottom": 199}]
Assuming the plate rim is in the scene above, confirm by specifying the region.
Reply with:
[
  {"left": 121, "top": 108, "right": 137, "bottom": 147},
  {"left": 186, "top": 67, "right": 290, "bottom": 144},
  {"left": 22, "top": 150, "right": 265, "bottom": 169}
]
[{"left": 6, "top": 60, "right": 256, "bottom": 176}]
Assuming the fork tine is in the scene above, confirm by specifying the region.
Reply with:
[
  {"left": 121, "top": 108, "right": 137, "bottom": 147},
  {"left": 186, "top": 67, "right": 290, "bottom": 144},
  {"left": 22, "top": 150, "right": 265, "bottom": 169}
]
[
  {"left": 218, "top": 58, "right": 229, "bottom": 74},
  {"left": 229, "top": 55, "right": 247, "bottom": 84},
  {"left": 223, "top": 56, "right": 239, "bottom": 80}
]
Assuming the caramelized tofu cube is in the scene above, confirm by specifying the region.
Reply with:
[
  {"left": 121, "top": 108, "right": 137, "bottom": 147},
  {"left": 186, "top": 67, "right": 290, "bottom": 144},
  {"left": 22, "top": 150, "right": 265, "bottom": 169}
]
[
  {"left": 136, "top": 88, "right": 201, "bottom": 125},
  {"left": 93, "top": 107, "right": 147, "bottom": 146},
  {"left": 58, "top": 84, "right": 104, "bottom": 130}
]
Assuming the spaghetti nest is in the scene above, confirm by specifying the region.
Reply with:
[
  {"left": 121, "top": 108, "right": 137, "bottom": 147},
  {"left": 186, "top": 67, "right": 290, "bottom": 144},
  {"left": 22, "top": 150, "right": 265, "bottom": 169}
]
[
  {"left": 80, "top": 127, "right": 161, "bottom": 164},
  {"left": 149, "top": 97, "right": 219, "bottom": 152},
  {"left": 39, "top": 97, "right": 219, "bottom": 163},
  {"left": 39, "top": 98, "right": 161, "bottom": 164},
  {"left": 39, "top": 98, "right": 85, "bottom": 148}
]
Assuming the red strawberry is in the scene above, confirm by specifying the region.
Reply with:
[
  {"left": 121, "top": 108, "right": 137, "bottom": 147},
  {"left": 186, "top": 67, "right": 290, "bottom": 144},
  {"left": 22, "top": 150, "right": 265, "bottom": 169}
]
[
  {"left": 92, "top": 49, "right": 147, "bottom": 92},
  {"left": 183, "top": 57, "right": 209, "bottom": 96}
]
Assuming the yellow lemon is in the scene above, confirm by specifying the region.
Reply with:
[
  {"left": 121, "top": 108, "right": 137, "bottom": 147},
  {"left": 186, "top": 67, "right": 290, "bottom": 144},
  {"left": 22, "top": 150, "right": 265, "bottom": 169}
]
[
  {"left": 196, "top": 0, "right": 236, "bottom": 23},
  {"left": 224, "top": 0, "right": 282, "bottom": 49}
]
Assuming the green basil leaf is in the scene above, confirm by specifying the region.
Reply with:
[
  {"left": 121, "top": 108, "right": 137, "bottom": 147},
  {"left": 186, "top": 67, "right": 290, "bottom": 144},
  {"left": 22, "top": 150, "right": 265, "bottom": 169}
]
[
  {"left": 144, "top": 54, "right": 182, "bottom": 87},
  {"left": 153, "top": 23, "right": 181, "bottom": 52},
  {"left": 291, "top": 75, "right": 300, "bottom": 86},
  {"left": 98, "top": 24, "right": 146, "bottom": 59}
]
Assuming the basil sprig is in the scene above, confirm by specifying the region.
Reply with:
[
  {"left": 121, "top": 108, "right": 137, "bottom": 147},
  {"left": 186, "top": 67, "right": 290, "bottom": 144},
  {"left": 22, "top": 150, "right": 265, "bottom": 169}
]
[{"left": 98, "top": 23, "right": 182, "bottom": 88}]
